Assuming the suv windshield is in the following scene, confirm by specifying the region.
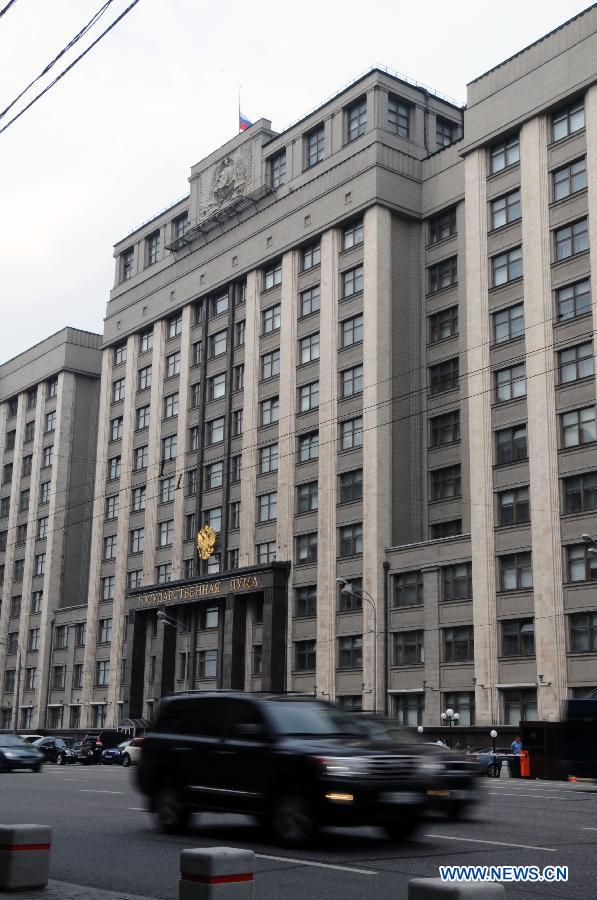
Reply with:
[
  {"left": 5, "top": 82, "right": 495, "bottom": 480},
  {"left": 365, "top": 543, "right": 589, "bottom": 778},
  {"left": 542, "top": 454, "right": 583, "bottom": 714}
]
[{"left": 264, "top": 701, "right": 369, "bottom": 737}]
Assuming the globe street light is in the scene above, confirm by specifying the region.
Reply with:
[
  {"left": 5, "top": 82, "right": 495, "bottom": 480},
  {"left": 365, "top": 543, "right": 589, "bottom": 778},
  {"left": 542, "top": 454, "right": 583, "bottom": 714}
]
[
  {"left": 441, "top": 707, "right": 459, "bottom": 748},
  {"left": 582, "top": 534, "right": 597, "bottom": 555},
  {"left": 336, "top": 578, "right": 377, "bottom": 713},
  {"left": 490, "top": 728, "right": 498, "bottom": 753}
]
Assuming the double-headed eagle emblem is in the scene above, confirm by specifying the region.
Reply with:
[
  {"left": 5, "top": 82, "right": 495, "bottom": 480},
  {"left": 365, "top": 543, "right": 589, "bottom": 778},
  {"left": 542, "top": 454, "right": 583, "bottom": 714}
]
[{"left": 196, "top": 524, "right": 217, "bottom": 560}]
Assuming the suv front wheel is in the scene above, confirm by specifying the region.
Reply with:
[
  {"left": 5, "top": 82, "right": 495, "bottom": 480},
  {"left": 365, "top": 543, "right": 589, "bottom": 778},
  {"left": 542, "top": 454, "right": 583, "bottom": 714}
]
[
  {"left": 155, "top": 781, "right": 190, "bottom": 834},
  {"left": 271, "top": 788, "right": 317, "bottom": 848}
]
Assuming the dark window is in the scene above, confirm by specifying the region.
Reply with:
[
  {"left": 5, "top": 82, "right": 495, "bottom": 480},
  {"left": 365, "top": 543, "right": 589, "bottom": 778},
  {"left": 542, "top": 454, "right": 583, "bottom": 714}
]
[
  {"left": 559, "top": 342, "right": 593, "bottom": 384},
  {"left": 443, "top": 625, "right": 474, "bottom": 662},
  {"left": 552, "top": 99, "right": 585, "bottom": 142},
  {"left": 296, "top": 532, "right": 317, "bottom": 564},
  {"left": 431, "top": 465, "right": 461, "bottom": 500},
  {"left": 503, "top": 688, "right": 537, "bottom": 724},
  {"left": 339, "top": 417, "right": 363, "bottom": 450},
  {"left": 496, "top": 424, "right": 527, "bottom": 464},
  {"left": 338, "top": 635, "right": 363, "bottom": 669},
  {"left": 393, "top": 571, "right": 423, "bottom": 607},
  {"left": 340, "top": 314, "right": 364, "bottom": 347},
  {"left": 443, "top": 563, "right": 472, "bottom": 600},
  {"left": 554, "top": 219, "right": 589, "bottom": 261},
  {"left": 569, "top": 611, "right": 597, "bottom": 652},
  {"left": 342, "top": 265, "right": 364, "bottom": 298},
  {"left": 491, "top": 189, "right": 521, "bottom": 229},
  {"left": 387, "top": 95, "right": 410, "bottom": 137},
  {"left": 557, "top": 279, "right": 591, "bottom": 321},
  {"left": 563, "top": 472, "right": 597, "bottom": 513},
  {"left": 490, "top": 135, "right": 520, "bottom": 173},
  {"left": 430, "top": 519, "right": 462, "bottom": 538},
  {"left": 302, "top": 243, "right": 321, "bottom": 271},
  {"left": 502, "top": 619, "right": 535, "bottom": 657},
  {"left": 495, "top": 364, "right": 526, "bottom": 402},
  {"left": 429, "top": 306, "right": 458, "bottom": 343},
  {"left": 436, "top": 117, "right": 456, "bottom": 147},
  {"left": 339, "top": 469, "right": 362, "bottom": 503},
  {"left": 340, "top": 365, "right": 363, "bottom": 398},
  {"left": 339, "top": 523, "right": 363, "bottom": 557},
  {"left": 492, "top": 246, "right": 522, "bottom": 286},
  {"left": 553, "top": 158, "right": 587, "bottom": 201},
  {"left": 296, "top": 481, "right": 318, "bottom": 513},
  {"left": 428, "top": 257, "right": 457, "bottom": 292},
  {"left": 306, "top": 125, "right": 325, "bottom": 167},
  {"left": 498, "top": 486, "right": 530, "bottom": 526},
  {"left": 295, "top": 585, "right": 317, "bottom": 618},
  {"left": 493, "top": 303, "right": 524, "bottom": 344},
  {"left": 337, "top": 578, "right": 363, "bottom": 611},
  {"left": 561, "top": 407, "right": 596, "bottom": 448},
  {"left": 346, "top": 97, "right": 367, "bottom": 141},
  {"left": 499, "top": 552, "right": 533, "bottom": 591},
  {"left": 429, "top": 358, "right": 459, "bottom": 395},
  {"left": 429, "top": 209, "right": 456, "bottom": 244},
  {"left": 294, "top": 639, "right": 316, "bottom": 671},
  {"left": 297, "top": 431, "right": 318, "bottom": 463},
  {"left": 270, "top": 149, "right": 287, "bottom": 188},
  {"left": 430, "top": 411, "right": 460, "bottom": 447},
  {"left": 393, "top": 630, "right": 424, "bottom": 666},
  {"left": 392, "top": 693, "right": 424, "bottom": 726}
]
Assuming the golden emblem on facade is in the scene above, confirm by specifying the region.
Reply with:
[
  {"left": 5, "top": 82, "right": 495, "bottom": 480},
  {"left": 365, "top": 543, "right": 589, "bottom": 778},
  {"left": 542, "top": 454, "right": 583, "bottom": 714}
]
[{"left": 196, "top": 524, "right": 217, "bottom": 560}]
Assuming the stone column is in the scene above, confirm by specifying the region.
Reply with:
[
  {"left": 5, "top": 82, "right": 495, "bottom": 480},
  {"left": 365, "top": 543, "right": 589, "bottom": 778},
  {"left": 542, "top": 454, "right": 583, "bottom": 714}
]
[
  {"left": 143, "top": 321, "right": 166, "bottom": 582},
  {"left": 239, "top": 271, "right": 259, "bottom": 567},
  {"left": 422, "top": 566, "right": 441, "bottom": 725},
  {"left": 172, "top": 304, "right": 192, "bottom": 578},
  {"left": 221, "top": 594, "right": 246, "bottom": 689},
  {"left": 585, "top": 86, "right": 597, "bottom": 412}
]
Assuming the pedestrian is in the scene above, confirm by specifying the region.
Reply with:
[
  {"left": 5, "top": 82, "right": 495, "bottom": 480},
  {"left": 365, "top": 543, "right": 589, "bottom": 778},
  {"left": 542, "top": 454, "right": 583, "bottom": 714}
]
[{"left": 511, "top": 735, "right": 522, "bottom": 755}]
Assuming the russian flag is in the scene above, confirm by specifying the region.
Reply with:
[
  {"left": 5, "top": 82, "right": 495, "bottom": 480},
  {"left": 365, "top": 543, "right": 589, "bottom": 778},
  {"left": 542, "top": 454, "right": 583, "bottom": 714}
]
[{"left": 239, "top": 111, "right": 252, "bottom": 132}]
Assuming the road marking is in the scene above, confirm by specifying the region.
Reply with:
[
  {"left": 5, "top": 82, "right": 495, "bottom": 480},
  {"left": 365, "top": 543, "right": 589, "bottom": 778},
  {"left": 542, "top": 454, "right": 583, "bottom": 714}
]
[
  {"left": 581, "top": 827, "right": 597, "bottom": 831},
  {"left": 80, "top": 789, "right": 123, "bottom": 794},
  {"left": 426, "top": 834, "right": 556, "bottom": 852},
  {"left": 129, "top": 807, "right": 146, "bottom": 811},
  {"left": 255, "top": 854, "right": 377, "bottom": 875},
  {"left": 488, "top": 791, "right": 576, "bottom": 800}
]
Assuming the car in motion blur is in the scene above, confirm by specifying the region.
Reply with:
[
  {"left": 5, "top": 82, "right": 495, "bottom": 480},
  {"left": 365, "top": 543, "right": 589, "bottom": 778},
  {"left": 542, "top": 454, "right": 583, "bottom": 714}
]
[
  {"left": 0, "top": 734, "right": 44, "bottom": 772},
  {"left": 32, "top": 736, "right": 79, "bottom": 765},
  {"left": 137, "top": 692, "right": 448, "bottom": 847}
]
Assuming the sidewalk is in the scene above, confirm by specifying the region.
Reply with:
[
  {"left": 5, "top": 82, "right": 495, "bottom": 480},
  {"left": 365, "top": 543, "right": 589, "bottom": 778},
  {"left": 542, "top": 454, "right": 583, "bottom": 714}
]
[{"left": 4, "top": 881, "right": 159, "bottom": 900}]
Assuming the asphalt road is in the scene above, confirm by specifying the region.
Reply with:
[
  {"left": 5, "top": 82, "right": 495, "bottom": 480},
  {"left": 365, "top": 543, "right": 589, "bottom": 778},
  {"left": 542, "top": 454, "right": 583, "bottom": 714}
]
[{"left": 1, "top": 763, "right": 597, "bottom": 899}]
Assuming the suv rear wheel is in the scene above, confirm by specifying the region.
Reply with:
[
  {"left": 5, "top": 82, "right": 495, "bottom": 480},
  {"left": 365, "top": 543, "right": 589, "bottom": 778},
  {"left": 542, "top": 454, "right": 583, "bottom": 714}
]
[
  {"left": 155, "top": 781, "right": 190, "bottom": 834},
  {"left": 271, "top": 789, "right": 316, "bottom": 848}
]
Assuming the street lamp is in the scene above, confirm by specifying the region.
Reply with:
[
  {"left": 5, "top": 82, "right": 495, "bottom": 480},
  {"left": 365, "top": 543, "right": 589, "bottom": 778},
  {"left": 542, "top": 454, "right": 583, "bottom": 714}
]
[
  {"left": 0, "top": 640, "right": 22, "bottom": 736},
  {"left": 336, "top": 578, "right": 377, "bottom": 713},
  {"left": 417, "top": 725, "right": 424, "bottom": 734},
  {"left": 157, "top": 609, "right": 177, "bottom": 628},
  {"left": 440, "top": 707, "right": 459, "bottom": 748},
  {"left": 490, "top": 729, "right": 498, "bottom": 753},
  {"left": 582, "top": 534, "right": 597, "bottom": 555}
]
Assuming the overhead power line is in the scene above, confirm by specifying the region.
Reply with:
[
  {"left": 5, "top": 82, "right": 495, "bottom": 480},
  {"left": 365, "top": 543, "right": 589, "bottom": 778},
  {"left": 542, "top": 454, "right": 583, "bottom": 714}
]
[
  {"left": 0, "top": 1, "right": 115, "bottom": 123},
  {"left": 0, "top": 0, "right": 18, "bottom": 19},
  {"left": 0, "top": 0, "right": 142, "bottom": 137}
]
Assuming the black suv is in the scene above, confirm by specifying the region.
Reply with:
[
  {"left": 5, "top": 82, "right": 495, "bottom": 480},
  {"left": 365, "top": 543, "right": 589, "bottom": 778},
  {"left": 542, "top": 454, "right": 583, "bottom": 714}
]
[
  {"left": 136, "top": 693, "right": 441, "bottom": 846},
  {"left": 76, "top": 730, "right": 123, "bottom": 764}
]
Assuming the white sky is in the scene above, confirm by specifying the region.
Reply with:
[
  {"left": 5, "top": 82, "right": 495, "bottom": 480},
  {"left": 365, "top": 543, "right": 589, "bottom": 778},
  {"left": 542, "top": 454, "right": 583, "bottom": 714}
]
[{"left": 0, "top": 0, "right": 591, "bottom": 363}]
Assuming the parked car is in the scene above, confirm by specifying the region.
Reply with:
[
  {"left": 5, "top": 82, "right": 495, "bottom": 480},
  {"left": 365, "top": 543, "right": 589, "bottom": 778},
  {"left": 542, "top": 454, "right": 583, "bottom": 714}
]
[
  {"left": 0, "top": 735, "right": 44, "bottom": 772},
  {"left": 469, "top": 748, "right": 513, "bottom": 777},
  {"left": 32, "top": 736, "right": 79, "bottom": 765},
  {"left": 137, "top": 692, "right": 442, "bottom": 847},
  {"left": 121, "top": 736, "right": 143, "bottom": 767},
  {"left": 19, "top": 734, "right": 44, "bottom": 744},
  {"left": 76, "top": 730, "right": 124, "bottom": 765},
  {"left": 101, "top": 741, "right": 131, "bottom": 765}
]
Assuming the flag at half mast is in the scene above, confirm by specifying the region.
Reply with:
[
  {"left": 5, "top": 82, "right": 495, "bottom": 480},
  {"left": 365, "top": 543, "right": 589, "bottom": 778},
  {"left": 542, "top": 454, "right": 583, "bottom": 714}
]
[{"left": 239, "top": 110, "right": 252, "bottom": 132}]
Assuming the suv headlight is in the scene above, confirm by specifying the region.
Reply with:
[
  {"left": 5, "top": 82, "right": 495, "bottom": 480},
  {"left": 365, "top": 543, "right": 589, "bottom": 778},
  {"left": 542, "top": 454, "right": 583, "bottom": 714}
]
[{"left": 314, "top": 756, "right": 371, "bottom": 777}]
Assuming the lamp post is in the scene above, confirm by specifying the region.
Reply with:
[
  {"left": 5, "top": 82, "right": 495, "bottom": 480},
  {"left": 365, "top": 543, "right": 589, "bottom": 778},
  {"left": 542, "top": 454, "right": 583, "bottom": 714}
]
[
  {"left": 0, "top": 640, "right": 22, "bottom": 736},
  {"left": 490, "top": 728, "right": 498, "bottom": 754},
  {"left": 336, "top": 578, "right": 377, "bottom": 713},
  {"left": 440, "top": 707, "right": 460, "bottom": 748}
]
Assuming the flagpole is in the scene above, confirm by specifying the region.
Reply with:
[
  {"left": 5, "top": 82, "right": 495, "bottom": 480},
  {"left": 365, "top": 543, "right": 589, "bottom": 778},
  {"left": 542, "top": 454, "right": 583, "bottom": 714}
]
[{"left": 238, "top": 84, "right": 241, "bottom": 133}]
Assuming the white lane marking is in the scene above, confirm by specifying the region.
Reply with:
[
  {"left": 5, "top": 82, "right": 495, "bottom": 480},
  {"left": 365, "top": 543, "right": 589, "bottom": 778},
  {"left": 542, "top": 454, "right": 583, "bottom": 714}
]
[
  {"left": 80, "top": 789, "right": 123, "bottom": 794},
  {"left": 581, "top": 827, "right": 597, "bottom": 831},
  {"left": 488, "top": 791, "right": 576, "bottom": 800},
  {"left": 489, "top": 782, "right": 596, "bottom": 796},
  {"left": 426, "top": 834, "right": 556, "bottom": 852},
  {"left": 255, "top": 854, "right": 376, "bottom": 875},
  {"left": 129, "top": 807, "right": 146, "bottom": 811}
]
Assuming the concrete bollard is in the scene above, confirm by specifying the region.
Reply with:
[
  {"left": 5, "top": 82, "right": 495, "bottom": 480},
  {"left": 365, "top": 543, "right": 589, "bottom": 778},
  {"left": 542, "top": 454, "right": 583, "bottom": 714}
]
[
  {"left": 409, "top": 878, "right": 506, "bottom": 898},
  {"left": 0, "top": 825, "right": 52, "bottom": 892},
  {"left": 179, "top": 847, "right": 254, "bottom": 900}
]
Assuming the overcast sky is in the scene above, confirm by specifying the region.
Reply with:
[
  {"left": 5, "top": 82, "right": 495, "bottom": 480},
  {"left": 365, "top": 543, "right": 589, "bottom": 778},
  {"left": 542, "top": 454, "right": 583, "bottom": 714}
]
[{"left": 0, "top": 0, "right": 591, "bottom": 363}]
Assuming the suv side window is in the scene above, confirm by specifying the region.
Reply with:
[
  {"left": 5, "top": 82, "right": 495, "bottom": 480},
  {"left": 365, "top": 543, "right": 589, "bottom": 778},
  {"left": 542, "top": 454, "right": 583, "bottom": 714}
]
[
  {"left": 156, "top": 698, "right": 227, "bottom": 737},
  {"left": 226, "top": 699, "right": 269, "bottom": 738}
]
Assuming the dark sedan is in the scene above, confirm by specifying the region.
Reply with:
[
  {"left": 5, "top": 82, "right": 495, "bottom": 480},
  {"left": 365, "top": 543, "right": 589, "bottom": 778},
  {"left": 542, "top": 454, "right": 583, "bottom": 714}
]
[
  {"left": 32, "top": 737, "right": 79, "bottom": 765},
  {"left": 101, "top": 741, "right": 130, "bottom": 765},
  {"left": 0, "top": 735, "right": 44, "bottom": 772}
]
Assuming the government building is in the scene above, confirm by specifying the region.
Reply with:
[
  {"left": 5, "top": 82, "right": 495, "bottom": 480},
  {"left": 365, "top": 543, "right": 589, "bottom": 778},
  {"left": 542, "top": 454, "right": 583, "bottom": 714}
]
[{"left": 1, "top": 7, "right": 597, "bottom": 732}]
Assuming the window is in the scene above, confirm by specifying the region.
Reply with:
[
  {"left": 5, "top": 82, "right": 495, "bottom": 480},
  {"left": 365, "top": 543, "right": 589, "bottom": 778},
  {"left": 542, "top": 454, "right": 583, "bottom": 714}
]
[
  {"left": 257, "top": 541, "right": 277, "bottom": 564},
  {"left": 392, "top": 693, "right": 424, "bottom": 726},
  {"left": 561, "top": 407, "right": 596, "bottom": 449},
  {"left": 188, "top": 425, "right": 199, "bottom": 452},
  {"left": 45, "top": 410, "right": 57, "bottom": 433},
  {"left": 297, "top": 332, "right": 320, "bottom": 365},
  {"left": 300, "top": 285, "right": 320, "bottom": 317},
  {"left": 443, "top": 692, "right": 475, "bottom": 726},
  {"left": 134, "top": 445, "right": 148, "bottom": 471},
  {"left": 229, "top": 500, "right": 240, "bottom": 530},
  {"left": 74, "top": 623, "right": 86, "bottom": 647},
  {"left": 0, "top": 497, "right": 8, "bottom": 517},
  {"left": 163, "top": 393, "right": 179, "bottom": 419},
  {"left": 206, "top": 373, "right": 226, "bottom": 403},
  {"left": 339, "top": 522, "right": 363, "bottom": 557},
  {"left": 185, "top": 513, "right": 197, "bottom": 542},
  {"left": 340, "top": 416, "right": 363, "bottom": 450},
  {"left": 387, "top": 95, "right": 409, "bottom": 137},
  {"left": 498, "top": 487, "right": 530, "bottom": 526},
  {"left": 442, "top": 563, "right": 472, "bottom": 601},
  {"left": 191, "top": 341, "right": 203, "bottom": 371},
  {"left": 230, "top": 455, "right": 241, "bottom": 483},
  {"left": 16, "top": 523, "right": 27, "bottom": 544},
  {"left": 24, "top": 421, "right": 35, "bottom": 442},
  {"left": 340, "top": 365, "right": 363, "bottom": 398},
  {"left": 557, "top": 278, "right": 591, "bottom": 321},
  {"left": 129, "top": 527, "right": 144, "bottom": 554},
  {"left": 436, "top": 117, "right": 456, "bottom": 147},
  {"left": 102, "top": 575, "right": 115, "bottom": 600},
  {"left": 337, "top": 577, "right": 362, "bottom": 611},
  {"left": 306, "top": 125, "right": 324, "bottom": 167},
  {"left": 495, "top": 364, "right": 526, "bottom": 402},
  {"left": 347, "top": 97, "right": 367, "bottom": 142},
  {"left": 563, "top": 471, "right": 597, "bottom": 513},
  {"left": 490, "top": 134, "right": 520, "bottom": 173},
  {"left": 555, "top": 219, "right": 589, "bottom": 261},
  {"left": 559, "top": 342, "right": 593, "bottom": 384},
  {"left": 4, "top": 669, "right": 15, "bottom": 693},
  {"left": 501, "top": 618, "right": 536, "bottom": 658},
  {"left": 393, "top": 630, "right": 424, "bottom": 666},
  {"left": 232, "top": 408, "right": 243, "bottom": 436},
  {"left": 162, "top": 434, "right": 177, "bottom": 460},
  {"left": 299, "top": 381, "right": 319, "bottom": 411},
  {"left": 210, "top": 294, "right": 228, "bottom": 318},
  {"left": 428, "top": 257, "right": 457, "bottom": 292},
  {"left": 270, "top": 149, "right": 287, "bottom": 188},
  {"left": 3, "top": 462, "right": 13, "bottom": 483},
  {"left": 552, "top": 99, "right": 585, "bottom": 142},
  {"left": 7, "top": 396, "right": 18, "bottom": 416},
  {"left": 173, "top": 212, "right": 188, "bottom": 240},
  {"left": 553, "top": 158, "right": 587, "bottom": 201},
  {"left": 429, "top": 358, "right": 459, "bottom": 395},
  {"left": 341, "top": 314, "right": 364, "bottom": 348},
  {"left": 36, "top": 516, "right": 48, "bottom": 540},
  {"left": 5, "top": 429, "right": 15, "bottom": 451},
  {"left": 296, "top": 532, "right": 317, "bottom": 564},
  {"left": 146, "top": 230, "right": 160, "bottom": 265},
  {"left": 431, "top": 520, "right": 462, "bottom": 539},
  {"left": 9, "top": 595, "right": 21, "bottom": 618},
  {"left": 206, "top": 416, "right": 225, "bottom": 444},
  {"left": 393, "top": 571, "right": 423, "bottom": 607},
  {"left": 429, "top": 410, "right": 460, "bottom": 447},
  {"left": 302, "top": 243, "right": 320, "bottom": 271},
  {"left": 343, "top": 220, "right": 364, "bottom": 250},
  {"left": 443, "top": 625, "right": 474, "bottom": 662},
  {"left": 190, "top": 383, "right": 201, "bottom": 409},
  {"left": 31, "top": 590, "right": 43, "bottom": 613},
  {"left": 296, "top": 481, "right": 318, "bottom": 513},
  {"left": 262, "top": 304, "right": 281, "bottom": 334},
  {"left": 264, "top": 263, "right": 282, "bottom": 290},
  {"left": 135, "top": 405, "right": 150, "bottom": 431},
  {"left": 431, "top": 465, "right": 461, "bottom": 500},
  {"left": 208, "top": 330, "right": 227, "bottom": 359},
  {"left": 28, "top": 627, "right": 40, "bottom": 651},
  {"left": 140, "top": 330, "right": 153, "bottom": 354},
  {"left": 297, "top": 430, "right": 318, "bottom": 463},
  {"left": 166, "top": 350, "right": 181, "bottom": 377},
  {"left": 34, "top": 552, "right": 45, "bottom": 576},
  {"left": 204, "top": 506, "right": 222, "bottom": 532},
  {"left": 493, "top": 303, "right": 524, "bottom": 344},
  {"left": 226, "top": 548, "right": 239, "bottom": 571},
  {"left": 339, "top": 469, "right": 362, "bottom": 503},
  {"left": 113, "top": 343, "right": 127, "bottom": 366},
  {"left": 260, "top": 396, "right": 280, "bottom": 428},
  {"left": 503, "top": 687, "right": 538, "bottom": 724},
  {"left": 492, "top": 246, "right": 522, "bottom": 286},
  {"left": 130, "top": 487, "right": 146, "bottom": 516},
  {"left": 259, "top": 443, "right": 278, "bottom": 473},
  {"left": 195, "top": 649, "right": 217, "bottom": 680},
  {"left": 429, "top": 306, "right": 458, "bottom": 343},
  {"left": 496, "top": 424, "right": 527, "bottom": 464},
  {"left": 156, "top": 563, "right": 173, "bottom": 584},
  {"left": 138, "top": 366, "right": 152, "bottom": 390},
  {"left": 261, "top": 350, "right": 280, "bottom": 380},
  {"left": 13, "top": 558, "right": 25, "bottom": 582},
  {"left": 73, "top": 660, "right": 84, "bottom": 687},
  {"left": 25, "top": 666, "right": 37, "bottom": 691},
  {"left": 258, "top": 492, "right": 277, "bottom": 522},
  {"left": 490, "top": 190, "right": 521, "bottom": 229},
  {"left": 19, "top": 488, "right": 29, "bottom": 512},
  {"left": 235, "top": 320, "right": 245, "bottom": 346},
  {"left": 294, "top": 639, "right": 316, "bottom": 671},
  {"left": 46, "top": 378, "right": 58, "bottom": 399},
  {"left": 342, "top": 265, "right": 364, "bottom": 298},
  {"left": 186, "top": 468, "right": 198, "bottom": 497},
  {"left": 205, "top": 461, "right": 224, "bottom": 490},
  {"left": 26, "top": 388, "right": 37, "bottom": 409},
  {"left": 110, "top": 416, "right": 123, "bottom": 441},
  {"left": 429, "top": 209, "right": 456, "bottom": 244},
  {"left": 121, "top": 248, "right": 134, "bottom": 281},
  {"left": 295, "top": 585, "right": 317, "bottom": 618},
  {"left": 569, "top": 611, "right": 597, "bottom": 652},
  {"left": 499, "top": 552, "right": 533, "bottom": 591},
  {"left": 338, "top": 635, "right": 363, "bottom": 669},
  {"left": 158, "top": 520, "right": 174, "bottom": 548}
]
